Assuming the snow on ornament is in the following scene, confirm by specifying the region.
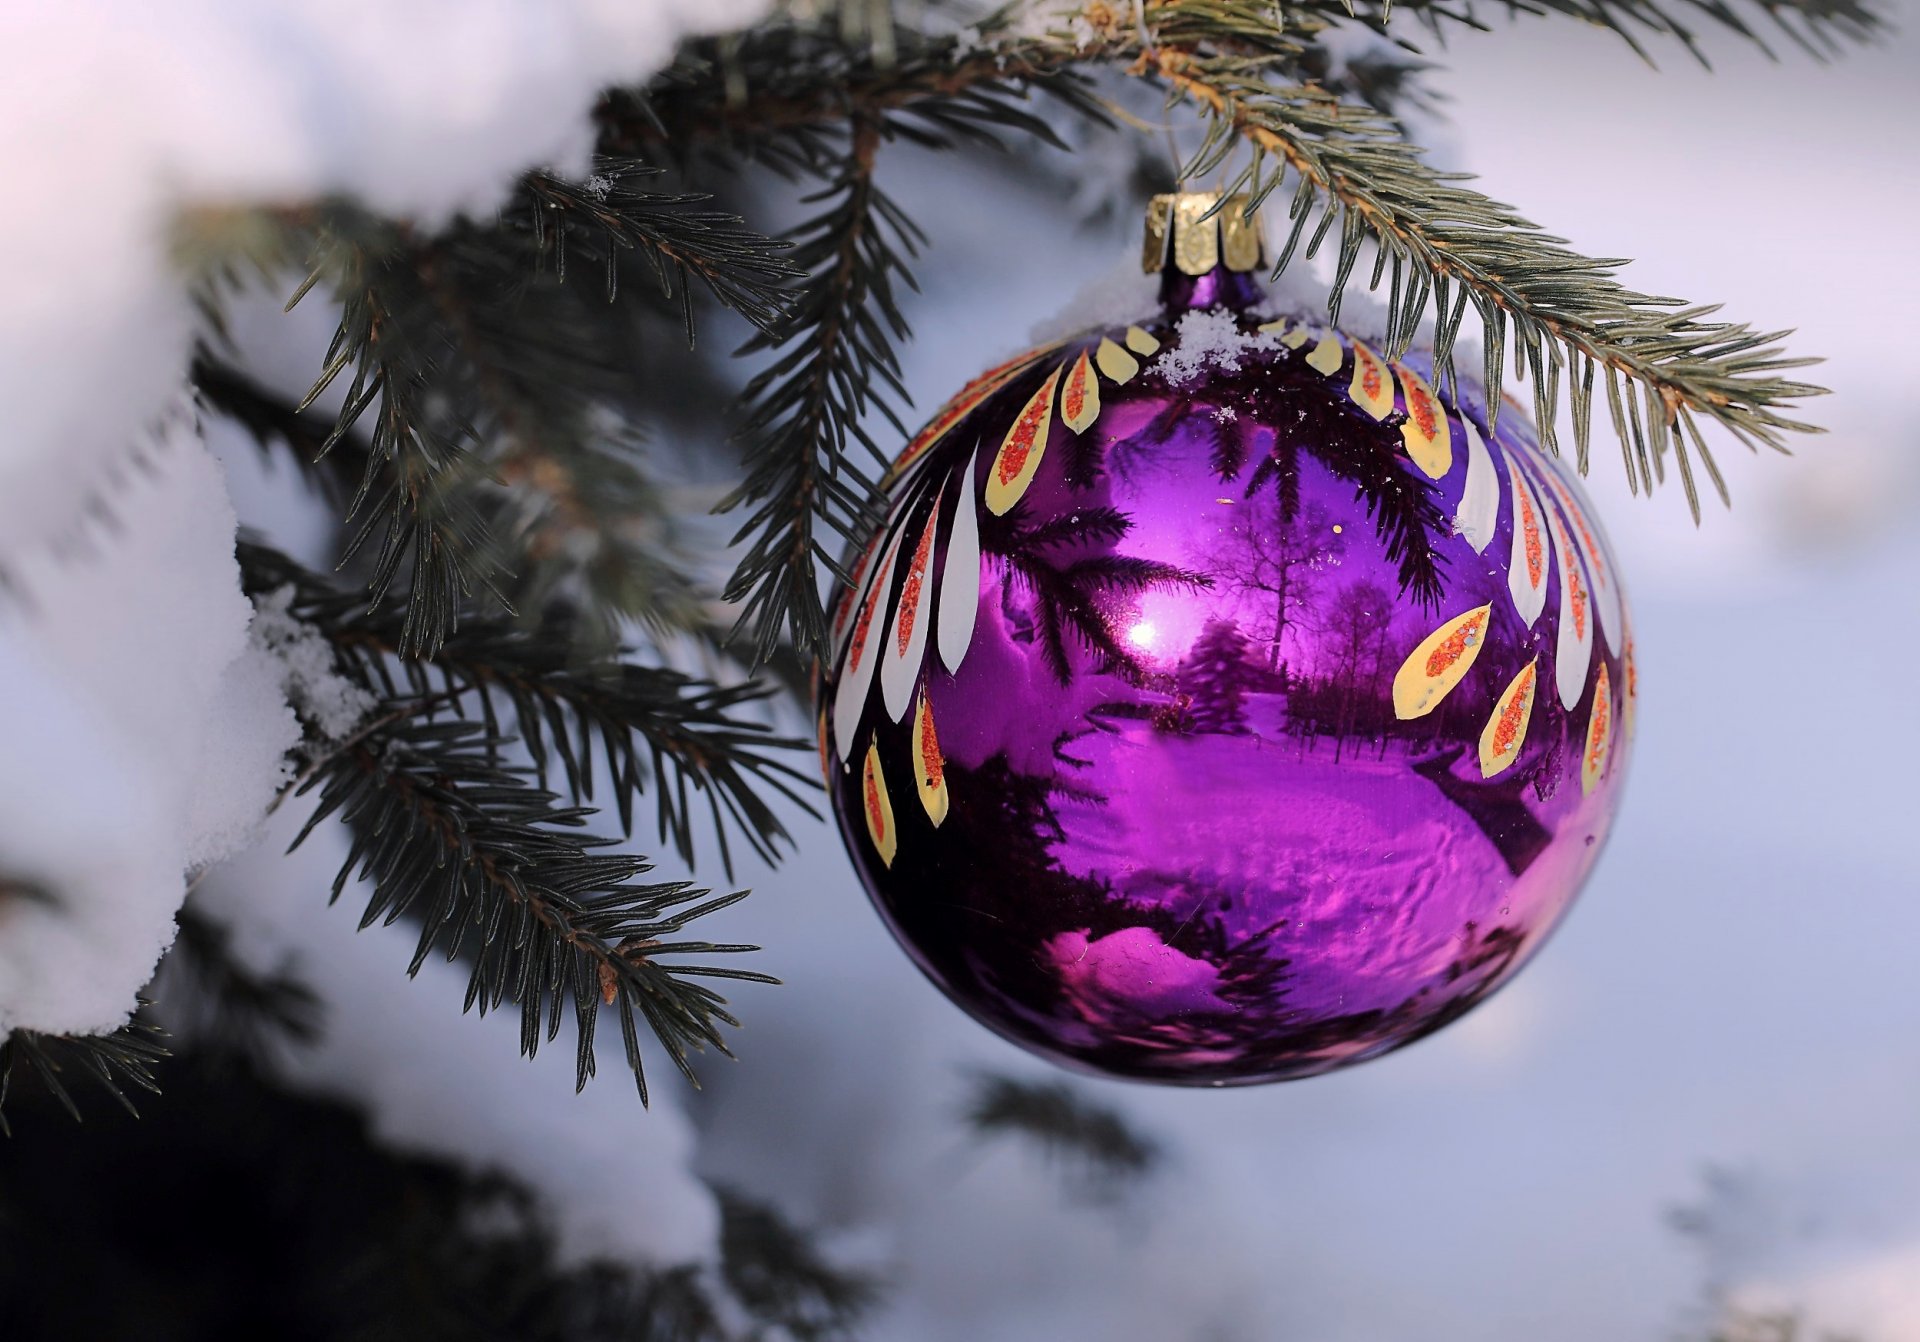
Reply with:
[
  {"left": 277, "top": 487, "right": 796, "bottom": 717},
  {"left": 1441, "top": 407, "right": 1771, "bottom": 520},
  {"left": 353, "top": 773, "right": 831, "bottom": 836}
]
[{"left": 817, "top": 193, "right": 1633, "bottom": 1085}]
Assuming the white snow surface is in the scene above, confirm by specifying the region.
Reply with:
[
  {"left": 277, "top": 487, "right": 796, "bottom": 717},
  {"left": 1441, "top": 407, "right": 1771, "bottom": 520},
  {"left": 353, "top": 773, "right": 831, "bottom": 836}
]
[
  {"left": 0, "top": 0, "right": 769, "bottom": 555},
  {"left": 0, "top": 416, "right": 300, "bottom": 1035},
  {"left": 246, "top": 586, "right": 378, "bottom": 742},
  {"left": 191, "top": 803, "right": 722, "bottom": 1269},
  {"left": 0, "top": 0, "right": 768, "bottom": 1037}
]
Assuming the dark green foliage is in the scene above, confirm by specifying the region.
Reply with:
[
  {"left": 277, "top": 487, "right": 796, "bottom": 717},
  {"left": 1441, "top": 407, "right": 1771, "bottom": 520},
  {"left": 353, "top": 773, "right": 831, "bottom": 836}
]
[
  {"left": 964, "top": 1072, "right": 1161, "bottom": 1204},
  {"left": 294, "top": 714, "right": 772, "bottom": 1104},
  {"left": 163, "top": 905, "right": 324, "bottom": 1066},
  {"left": 718, "top": 1189, "right": 885, "bottom": 1340},
  {"left": 1182, "top": 617, "right": 1258, "bottom": 733},
  {"left": 520, "top": 162, "right": 800, "bottom": 337},
  {"left": 718, "top": 115, "right": 919, "bottom": 665},
  {"left": 0, "top": 1013, "right": 167, "bottom": 1136},
  {"left": 0, "top": 1053, "right": 877, "bottom": 1341},
  {"left": 272, "top": 158, "right": 798, "bottom": 656},
  {"left": 288, "top": 207, "right": 505, "bottom": 659},
  {"left": 237, "top": 540, "right": 814, "bottom": 877}
]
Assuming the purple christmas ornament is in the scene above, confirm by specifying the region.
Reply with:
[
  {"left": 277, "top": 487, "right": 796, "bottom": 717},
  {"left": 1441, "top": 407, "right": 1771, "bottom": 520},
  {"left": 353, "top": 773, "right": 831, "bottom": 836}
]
[{"left": 818, "top": 194, "right": 1634, "bottom": 1085}]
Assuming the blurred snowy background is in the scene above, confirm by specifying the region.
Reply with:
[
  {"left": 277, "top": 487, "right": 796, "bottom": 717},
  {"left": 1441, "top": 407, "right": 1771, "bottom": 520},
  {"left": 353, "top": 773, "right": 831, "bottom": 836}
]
[{"left": 2, "top": 2, "right": 1916, "bottom": 1339}]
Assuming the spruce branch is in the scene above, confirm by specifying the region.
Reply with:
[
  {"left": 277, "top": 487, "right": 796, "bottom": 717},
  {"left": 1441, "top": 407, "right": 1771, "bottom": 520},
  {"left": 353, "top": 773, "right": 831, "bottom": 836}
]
[
  {"left": 1381, "top": 0, "right": 1882, "bottom": 64},
  {"left": 717, "top": 1189, "right": 885, "bottom": 1339},
  {"left": 237, "top": 541, "right": 813, "bottom": 880},
  {"left": 293, "top": 717, "right": 773, "bottom": 1103},
  {"left": 520, "top": 160, "right": 800, "bottom": 337},
  {"left": 1161, "top": 48, "right": 1825, "bottom": 514},
  {"left": 0, "top": 1013, "right": 169, "bottom": 1135},
  {"left": 161, "top": 906, "right": 323, "bottom": 1065},
  {"left": 717, "top": 113, "right": 923, "bottom": 663},
  {"left": 964, "top": 1072, "right": 1161, "bottom": 1203},
  {"left": 290, "top": 211, "right": 503, "bottom": 658}
]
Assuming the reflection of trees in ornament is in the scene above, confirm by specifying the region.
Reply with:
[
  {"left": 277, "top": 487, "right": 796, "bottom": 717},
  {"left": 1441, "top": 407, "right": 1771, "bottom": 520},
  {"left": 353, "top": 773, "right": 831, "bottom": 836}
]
[
  {"left": 1236, "top": 371, "right": 1452, "bottom": 608},
  {"left": 1300, "top": 578, "right": 1397, "bottom": 761},
  {"left": 983, "top": 502, "right": 1210, "bottom": 686},
  {"left": 1198, "top": 491, "right": 1344, "bottom": 674},
  {"left": 1180, "top": 618, "right": 1259, "bottom": 734},
  {"left": 1105, "top": 393, "right": 1253, "bottom": 489},
  {"left": 1408, "top": 743, "right": 1553, "bottom": 877}
]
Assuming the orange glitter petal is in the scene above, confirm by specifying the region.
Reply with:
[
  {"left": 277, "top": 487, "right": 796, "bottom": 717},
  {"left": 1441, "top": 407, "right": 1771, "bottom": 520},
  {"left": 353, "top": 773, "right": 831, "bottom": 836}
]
[
  {"left": 985, "top": 366, "right": 1061, "bottom": 516},
  {"left": 1581, "top": 665, "right": 1614, "bottom": 796},
  {"left": 1393, "top": 604, "right": 1494, "bottom": 720},
  {"left": 1478, "top": 659, "right": 1537, "bottom": 778},
  {"left": 862, "top": 739, "right": 898, "bottom": 868},
  {"left": 912, "top": 692, "right": 949, "bottom": 827},
  {"left": 1060, "top": 349, "right": 1101, "bottom": 434}
]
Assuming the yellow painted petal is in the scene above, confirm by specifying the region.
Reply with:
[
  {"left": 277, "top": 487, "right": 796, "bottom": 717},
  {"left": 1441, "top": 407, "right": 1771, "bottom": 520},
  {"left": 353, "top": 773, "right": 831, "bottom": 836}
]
[
  {"left": 884, "top": 340, "right": 1060, "bottom": 486},
  {"left": 1256, "top": 319, "right": 1290, "bottom": 336},
  {"left": 1394, "top": 362, "right": 1452, "bottom": 479},
  {"left": 1581, "top": 664, "right": 1614, "bottom": 795},
  {"left": 1478, "top": 659, "right": 1537, "bottom": 778},
  {"left": 1305, "top": 331, "right": 1343, "bottom": 376},
  {"left": 912, "top": 692, "right": 949, "bottom": 827},
  {"left": 1393, "top": 603, "right": 1494, "bottom": 720},
  {"left": 985, "top": 366, "right": 1060, "bottom": 516},
  {"left": 1060, "top": 349, "right": 1101, "bottom": 434},
  {"left": 1095, "top": 336, "right": 1139, "bottom": 384},
  {"left": 1125, "top": 325, "right": 1160, "bottom": 356},
  {"left": 816, "top": 705, "right": 833, "bottom": 783},
  {"left": 862, "top": 739, "right": 898, "bottom": 868},
  {"left": 1348, "top": 340, "right": 1394, "bottom": 420},
  {"left": 1278, "top": 323, "right": 1312, "bottom": 350}
]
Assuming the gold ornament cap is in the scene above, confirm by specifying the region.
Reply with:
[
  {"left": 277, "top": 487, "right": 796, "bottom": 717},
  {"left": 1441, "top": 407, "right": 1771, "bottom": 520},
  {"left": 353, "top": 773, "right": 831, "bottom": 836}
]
[{"left": 1142, "top": 191, "right": 1265, "bottom": 276}]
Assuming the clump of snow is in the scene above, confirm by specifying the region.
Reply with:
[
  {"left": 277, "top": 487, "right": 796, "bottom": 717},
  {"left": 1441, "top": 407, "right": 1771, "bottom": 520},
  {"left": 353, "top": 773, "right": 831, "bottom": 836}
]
[
  {"left": 0, "top": 0, "right": 772, "bottom": 1041},
  {"left": 0, "top": 0, "right": 773, "bottom": 565},
  {"left": 1152, "top": 308, "right": 1285, "bottom": 384},
  {"left": 0, "top": 413, "right": 299, "bottom": 1035},
  {"left": 248, "top": 586, "right": 378, "bottom": 742},
  {"left": 1680, "top": 1167, "right": 1920, "bottom": 1342},
  {"left": 192, "top": 802, "right": 724, "bottom": 1268},
  {"left": 1029, "top": 254, "right": 1161, "bottom": 343}
]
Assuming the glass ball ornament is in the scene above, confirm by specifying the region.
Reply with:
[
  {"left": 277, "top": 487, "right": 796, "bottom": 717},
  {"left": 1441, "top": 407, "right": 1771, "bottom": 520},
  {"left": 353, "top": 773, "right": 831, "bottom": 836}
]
[{"left": 817, "top": 192, "right": 1634, "bottom": 1085}]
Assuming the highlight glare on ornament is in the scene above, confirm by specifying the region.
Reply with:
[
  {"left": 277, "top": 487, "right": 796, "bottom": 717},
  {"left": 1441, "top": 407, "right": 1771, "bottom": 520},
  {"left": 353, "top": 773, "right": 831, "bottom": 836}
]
[{"left": 817, "top": 193, "right": 1634, "bottom": 1086}]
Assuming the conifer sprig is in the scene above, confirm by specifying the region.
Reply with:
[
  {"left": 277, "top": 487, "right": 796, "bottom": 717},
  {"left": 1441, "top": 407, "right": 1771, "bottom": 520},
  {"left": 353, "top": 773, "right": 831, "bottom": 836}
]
[
  {"left": 0, "top": 1014, "right": 168, "bottom": 1135},
  {"left": 718, "top": 114, "right": 922, "bottom": 664},
  {"left": 634, "top": 1, "right": 1857, "bottom": 521},
  {"left": 292, "top": 717, "right": 771, "bottom": 1103},
  {"left": 238, "top": 542, "right": 812, "bottom": 879},
  {"left": 519, "top": 162, "right": 801, "bottom": 337},
  {"left": 290, "top": 212, "right": 502, "bottom": 658}
]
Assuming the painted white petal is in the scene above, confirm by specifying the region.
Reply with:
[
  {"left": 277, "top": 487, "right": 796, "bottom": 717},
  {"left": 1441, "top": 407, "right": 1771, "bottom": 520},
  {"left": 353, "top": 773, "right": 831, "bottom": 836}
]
[
  {"left": 937, "top": 448, "right": 982, "bottom": 674},
  {"left": 881, "top": 490, "right": 943, "bottom": 722},
  {"left": 1506, "top": 458, "right": 1550, "bottom": 628},
  {"left": 1539, "top": 459, "right": 1624, "bottom": 656},
  {"left": 1454, "top": 416, "right": 1498, "bottom": 554},
  {"left": 1534, "top": 478, "right": 1595, "bottom": 711},
  {"left": 832, "top": 529, "right": 904, "bottom": 762}
]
